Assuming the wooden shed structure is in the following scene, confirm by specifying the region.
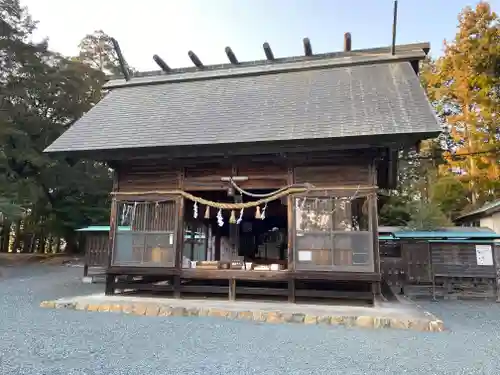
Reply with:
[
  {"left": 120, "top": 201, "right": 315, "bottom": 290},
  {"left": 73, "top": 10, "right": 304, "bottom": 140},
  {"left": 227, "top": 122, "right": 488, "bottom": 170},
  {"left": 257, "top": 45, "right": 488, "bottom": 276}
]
[
  {"left": 45, "top": 36, "right": 440, "bottom": 304},
  {"left": 77, "top": 225, "right": 129, "bottom": 278},
  {"left": 379, "top": 228, "right": 500, "bottom": 300}
]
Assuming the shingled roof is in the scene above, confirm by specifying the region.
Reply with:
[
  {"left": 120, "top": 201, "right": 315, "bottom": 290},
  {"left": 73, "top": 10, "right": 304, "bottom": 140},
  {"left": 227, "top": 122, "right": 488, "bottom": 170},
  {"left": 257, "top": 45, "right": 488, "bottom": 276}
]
[{"left": 44, "top": 42, "right": 440, "bottom": 155}]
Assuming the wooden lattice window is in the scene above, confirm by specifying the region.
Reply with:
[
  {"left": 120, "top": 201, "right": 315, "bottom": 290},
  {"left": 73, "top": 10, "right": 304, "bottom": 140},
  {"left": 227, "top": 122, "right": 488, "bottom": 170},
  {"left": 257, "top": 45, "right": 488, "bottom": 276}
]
[
  {"left": 112, "top": 200, "right": 178, "bottom": 267},
  {"left": 294, "top": 194, "right": 374, "bottom": 272}
]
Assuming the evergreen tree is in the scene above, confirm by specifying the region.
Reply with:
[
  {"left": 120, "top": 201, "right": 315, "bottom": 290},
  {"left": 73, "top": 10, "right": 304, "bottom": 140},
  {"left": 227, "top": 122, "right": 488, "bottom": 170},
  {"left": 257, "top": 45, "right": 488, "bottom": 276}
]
[{"left": 0, "top": 0, "right": 112, "bottom": 252}]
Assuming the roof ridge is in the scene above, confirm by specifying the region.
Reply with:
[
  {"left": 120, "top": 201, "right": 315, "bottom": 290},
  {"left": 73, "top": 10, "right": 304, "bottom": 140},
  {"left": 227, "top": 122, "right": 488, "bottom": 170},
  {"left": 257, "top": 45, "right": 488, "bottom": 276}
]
[
  {"left": 114, "top": 42, "right": 429, "bottom": 80},
  {"left": 104, "top": 45, "right": 428, "bottom": 90}
]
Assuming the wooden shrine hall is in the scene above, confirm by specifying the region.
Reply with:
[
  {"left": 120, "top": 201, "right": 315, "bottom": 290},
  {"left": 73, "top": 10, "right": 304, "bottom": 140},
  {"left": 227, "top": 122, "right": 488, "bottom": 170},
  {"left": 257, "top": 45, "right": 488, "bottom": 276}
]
[{"left": 44, "top": 31, "right": 441, "bottom": 304}]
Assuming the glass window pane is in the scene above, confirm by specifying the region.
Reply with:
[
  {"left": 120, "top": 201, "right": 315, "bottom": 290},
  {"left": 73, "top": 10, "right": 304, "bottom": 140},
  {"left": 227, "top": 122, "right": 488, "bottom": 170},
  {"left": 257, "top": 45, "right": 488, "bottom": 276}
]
[
  {"left": 352, "top": 253, "right": 369, "bottom": 265},
  {"left": 294, "top": 194, "right": 374, "bottom": 271},
  {"left": 114, "top": 201, "right": 177, "bottom": 267},
  {"left": 295, "top": 198, "right": 333, "bottom": 233}
]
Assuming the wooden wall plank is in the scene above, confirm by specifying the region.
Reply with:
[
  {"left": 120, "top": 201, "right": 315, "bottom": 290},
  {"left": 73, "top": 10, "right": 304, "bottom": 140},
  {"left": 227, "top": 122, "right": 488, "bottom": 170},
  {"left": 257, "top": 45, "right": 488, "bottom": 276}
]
[
  {"left": 294, "top": 164, "right": 371, "bottom": 187},
  {"left": 118, "top": 153, "right": 375, "bottom": 193},
  {"left": 119, "top": 162, "right": 180, "bottom": 192}
]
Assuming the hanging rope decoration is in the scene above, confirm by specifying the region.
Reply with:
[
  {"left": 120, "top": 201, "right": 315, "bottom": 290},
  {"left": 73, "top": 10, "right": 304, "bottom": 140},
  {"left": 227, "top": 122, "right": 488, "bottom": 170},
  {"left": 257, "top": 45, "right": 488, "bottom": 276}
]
[
  {"left": 261, "top": 202, "right": 268, "bottom": 220},
  {"left": 216, "top": 208, "right": 224, "bottom": 227},
  {"left": 293, "top": 186, "right": 375, "bottom": 233},
  {"left": 295, "top": 185, "right": 363, "bottom": 214},
  {"left": 229, "top": 210, "right": 236, "bottom": 224},
  {"left": 236, "top": 208, "right": 244, "bottom": 224},
  {"left": 193, "top": 201, "right": 198, "bottom": 219},
  {"left": 112, "top": 183, "right": 377, "bottom": 226},
  {"left": 255, "top": 206, "right": 261, "bottom": 219},
  {"left": 112, "top": 184, "right": 311, "bottom": 209}
]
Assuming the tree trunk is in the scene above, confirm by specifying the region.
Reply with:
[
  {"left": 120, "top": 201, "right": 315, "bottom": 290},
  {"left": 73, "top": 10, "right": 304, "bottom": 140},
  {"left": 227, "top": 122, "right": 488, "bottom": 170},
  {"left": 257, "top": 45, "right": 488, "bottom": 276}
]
[
  {"left": 64, "top": 231, "right": 79, "bottom": 254},
  {"left": 47, "top": 235, "right": 53, "bottom": 254},
  {"left": 38, "top": 232, "right": 46, "bottom": 254},
  {"left": 55, "top": 237, "right": 61, "bottom": 253},
  {"left": 0, "top": 221, "right": 11, "bottom": 252},
  {"left": 12, "top": 219, "right": 22, "bottom": 253},
  {"left": 21, "top": 233, "right": 33, "bottom": 253}
]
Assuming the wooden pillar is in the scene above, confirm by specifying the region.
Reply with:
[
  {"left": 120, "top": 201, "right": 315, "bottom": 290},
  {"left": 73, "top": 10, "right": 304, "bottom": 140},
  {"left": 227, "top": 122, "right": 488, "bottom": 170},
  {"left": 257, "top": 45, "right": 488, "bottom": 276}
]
[
  {"left": 493, "top": 244, "right": 500, "bottom": 302},
  {"left": 229, "top": 278, "right": 236, "bottom": 301},
  {"left": 174, "top": 169, "right": 185, "bottom": 298},
  {"left": 190, "top": 225, "right": 195, "bottom": 260},
  {"left": 286, "top": 166, "right": 295, "bottom": 271},
  {"left": 204, "top": 223, "right": 209, "bottom": 261},
  {"left": 107, "top": 169, "right": 119, "bottom": 267},
  {"left": 82, "top": 234, "right": 89, "bottom": 277},
  {"left": 105, "top": 274, "right": 115, "bottom": 295},
  {"left": 344, "top": 32, "right": 352, "bottom": 52},
  {"left": 105, "top": 168, "right": 119, "bottom": 296},
  {"left": 83, "top": 264, "right": 89, "bottom": 278},
  {"left": 429, "top": 242, "right": 437, "bottom": 301},
  {"left": 215, "top": 226, "right": 221, "bottom": 261},
  {"left": 288, "top": 278, "right": 296, "bottom": 303},
  {"left": 369, "top": 163, "right": 381, "bottom": 295},
  {"left": 287, "top": 166, "right": 296, "bottom": 302}
]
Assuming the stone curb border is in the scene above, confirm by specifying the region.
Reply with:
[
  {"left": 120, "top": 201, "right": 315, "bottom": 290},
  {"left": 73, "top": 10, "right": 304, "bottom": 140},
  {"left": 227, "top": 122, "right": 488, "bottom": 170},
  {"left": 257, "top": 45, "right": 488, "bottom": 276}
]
[{"left": 40, "top": 300, "right": 445, "bottom": 332}]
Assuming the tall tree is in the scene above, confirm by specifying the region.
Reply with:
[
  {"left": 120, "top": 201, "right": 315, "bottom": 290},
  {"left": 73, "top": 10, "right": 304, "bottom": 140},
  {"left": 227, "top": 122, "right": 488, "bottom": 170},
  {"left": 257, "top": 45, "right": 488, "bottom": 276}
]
[
  {"left": 423, "top": 1, "right": 500, "bottom": 207},
  {"left": 0, "top": 0, "right": 44, "bottom": 223},
  {"left": 1, "top": 1, "right": 112, "bottom": 252},
  {"left": 77, "top": 30, "right": 130, "bottom": 76}
]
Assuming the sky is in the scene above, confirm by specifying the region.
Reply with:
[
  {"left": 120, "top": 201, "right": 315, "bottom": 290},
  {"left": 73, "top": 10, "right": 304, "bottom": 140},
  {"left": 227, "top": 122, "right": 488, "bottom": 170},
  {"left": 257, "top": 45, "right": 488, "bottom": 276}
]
[{"left": 21, "top": 0, "right": 500, "bottom": 72}]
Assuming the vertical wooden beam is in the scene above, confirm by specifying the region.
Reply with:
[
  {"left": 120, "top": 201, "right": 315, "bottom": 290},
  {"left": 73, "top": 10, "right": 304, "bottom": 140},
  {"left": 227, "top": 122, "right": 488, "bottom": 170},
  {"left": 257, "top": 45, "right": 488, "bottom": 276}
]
[
  {"left": 230, "top": 164, "right": 240, "bottom": 257},
  {"left": 369, "top": 161, "right": 381, "bottom": 296},
  {"left": 229, "top": 278, "right": 236, "bottom": 301},
  {"left": 287, "top": 166, "right": 296, "bottom": 303},
  {"left": 174, "top": 168, "right": 185, "bottom": 298},
  {"left": 110, "top": 38, "right": 131, "bottom": 81},
  {"left": 190, "top": 226, "right": 195, "bottom": 260},
  {"left": 286, "top": 166, "right": 295, "bottom": 271},
  {"left": 107, "top": 169, "right": 119, "bottom": 268},
  {"left": 263, "top": 42, "right": 275, "bottom": 60},
  {"left": 207, "top": 224, "right": 213, "bottom": 261},
  {"left": 204, "top": 222, "right": 209, "bottom": 261},
  {"left": 344, "top": 32, "right": 352, "bottom": 52},
  {"left": 225, "top": 46, "right": 238, "bottom": 64},
  {"left": 105, "top": 274, "right": 115, "bottom": 296},
  {"left": 105, "top": 167, "right": 119, "bottom": 296},
  {"left": 429, "top": 242, "right": 437, "bottom": 300},
  {"left": 82, "top": 233, "right": 89, "bottom": 277},
  {"left": 153, "top": 54, "right": 171, "bottom": 73},
  {"left": 493, "top": 243, "right": 500, "bottom": 302},
  {"left": 83, "top": 264, "right": 89, "bottom": 278},
  {"left": 174, "top": 168, "right": 185, "bottom": 270},
  {"left": 303, "top": 37, "right": 312, "bottom": 56},
  {"left": 188, "top": 50, "right": 204, "bottom": 68},
  {"left": 288, "top": 277, "right": 296, "bottom": 303},
  {"left": 215, "top": 226, "right": 221, "bottom": 261}
]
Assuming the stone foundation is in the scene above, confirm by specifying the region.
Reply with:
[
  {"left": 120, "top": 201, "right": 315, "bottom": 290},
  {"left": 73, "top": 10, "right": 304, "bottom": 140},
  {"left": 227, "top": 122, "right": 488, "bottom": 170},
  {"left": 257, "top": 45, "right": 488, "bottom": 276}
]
[{"left": 39, "top": 297, "right": 445, "bottom": 332}]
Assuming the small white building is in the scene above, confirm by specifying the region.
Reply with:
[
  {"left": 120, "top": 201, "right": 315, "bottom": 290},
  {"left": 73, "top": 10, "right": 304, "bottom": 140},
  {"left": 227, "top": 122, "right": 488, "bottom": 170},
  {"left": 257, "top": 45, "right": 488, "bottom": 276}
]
[{"left": 455, "top": 200, "right": 500, "bottom": 234}]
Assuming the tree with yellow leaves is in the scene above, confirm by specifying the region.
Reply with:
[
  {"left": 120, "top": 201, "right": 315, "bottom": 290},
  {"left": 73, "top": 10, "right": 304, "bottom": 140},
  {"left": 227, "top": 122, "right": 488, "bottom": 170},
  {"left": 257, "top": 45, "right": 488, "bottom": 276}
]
[{"left": 423, "top": 1, "right": 499, "bottom": 208}]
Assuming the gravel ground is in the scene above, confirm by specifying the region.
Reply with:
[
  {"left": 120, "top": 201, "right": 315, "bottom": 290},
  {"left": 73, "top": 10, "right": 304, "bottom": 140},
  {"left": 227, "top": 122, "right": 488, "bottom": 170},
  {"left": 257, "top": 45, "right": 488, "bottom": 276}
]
[{"left": 1, "top": 266, "right": 500, "bottom": 375}]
